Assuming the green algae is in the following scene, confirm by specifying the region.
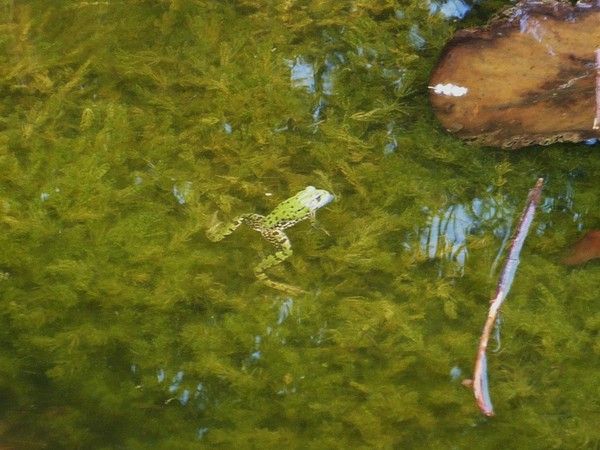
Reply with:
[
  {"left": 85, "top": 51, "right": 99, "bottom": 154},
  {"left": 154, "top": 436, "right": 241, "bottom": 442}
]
[{"left": 0, "top": 1, "right": 598, "bottom": 448}]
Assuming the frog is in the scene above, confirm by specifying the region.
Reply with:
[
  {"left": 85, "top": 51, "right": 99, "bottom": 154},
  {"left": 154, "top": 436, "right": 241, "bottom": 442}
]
[{"left": 206, "top": 186, "right": 335, "bottom": 294}]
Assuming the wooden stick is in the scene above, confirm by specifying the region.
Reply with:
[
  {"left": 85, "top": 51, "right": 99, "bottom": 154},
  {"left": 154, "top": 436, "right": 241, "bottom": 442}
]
[
  {"left": 472, "top": 178, "right": 544, "bottom": 416},
  {"left": 593, "top": 49, "right": 600, "bottom": 130}
]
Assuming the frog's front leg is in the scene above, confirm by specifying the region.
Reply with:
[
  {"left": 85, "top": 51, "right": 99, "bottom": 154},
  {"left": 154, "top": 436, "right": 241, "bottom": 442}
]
[
  {"left": 308, "top": 210, "right": 330, "bottom": 236},
  {"left": 206, "top": 213, "right": 264, "bottom": 242},
  {"left": 254, "top": 229, "right": 304, "bottom": 294}
]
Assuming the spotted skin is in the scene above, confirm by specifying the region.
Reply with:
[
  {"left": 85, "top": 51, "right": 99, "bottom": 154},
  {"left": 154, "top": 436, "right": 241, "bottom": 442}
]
[{"left": 206, "top": 186, "right": 334, "bottom": 294}]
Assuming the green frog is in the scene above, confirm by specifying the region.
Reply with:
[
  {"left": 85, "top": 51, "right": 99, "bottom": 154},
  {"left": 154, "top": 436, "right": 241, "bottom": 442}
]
[{"left": 206, "top": 186, "right": 334, "bottom": 294}]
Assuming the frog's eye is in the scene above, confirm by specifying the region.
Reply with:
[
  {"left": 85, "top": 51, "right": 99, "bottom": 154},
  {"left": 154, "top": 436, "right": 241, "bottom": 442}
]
[
  {"left": 313, "top": 191, "right": 335, "bottom": 208},
  {"left": 298, "top": 187, "right": 334, "bottom": 209}
]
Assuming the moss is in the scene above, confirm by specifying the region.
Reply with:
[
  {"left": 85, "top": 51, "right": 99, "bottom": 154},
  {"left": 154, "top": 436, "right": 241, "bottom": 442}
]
[{"left": 0, "top": 0, "right": 598, "bottom": 448}]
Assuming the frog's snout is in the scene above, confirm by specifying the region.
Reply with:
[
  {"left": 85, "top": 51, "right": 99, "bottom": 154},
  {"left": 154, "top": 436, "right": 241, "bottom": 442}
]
[
  {"left": 313, "top": 190, "right": 335, "bottom": 208},
  {"left": 322, "top": 192, "right": 335, "bottom": 206}
]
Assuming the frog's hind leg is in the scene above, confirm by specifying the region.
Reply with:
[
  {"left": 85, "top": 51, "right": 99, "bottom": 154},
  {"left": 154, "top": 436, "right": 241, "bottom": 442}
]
[
  {"left": 206, "top": 213, "right": 264, "bottom": 242},
  {"left": 254, "top": 229, "right": 305, "bottom": 294}
]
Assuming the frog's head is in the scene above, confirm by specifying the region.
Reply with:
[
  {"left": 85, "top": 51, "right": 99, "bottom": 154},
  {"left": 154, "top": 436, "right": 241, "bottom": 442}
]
[{"left": 297, "top": 186, "right": 334, "bottom": 212}]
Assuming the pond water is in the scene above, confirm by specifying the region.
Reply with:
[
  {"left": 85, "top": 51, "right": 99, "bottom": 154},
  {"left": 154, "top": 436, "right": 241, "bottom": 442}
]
[{"left": 0, "top": 1, "right": 598, "bottom": 449}]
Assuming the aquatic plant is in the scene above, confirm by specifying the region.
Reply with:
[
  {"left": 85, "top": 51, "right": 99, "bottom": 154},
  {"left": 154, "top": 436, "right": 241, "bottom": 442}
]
[{"left": 0, "top": 1, "right": 598, "bottom": 448}]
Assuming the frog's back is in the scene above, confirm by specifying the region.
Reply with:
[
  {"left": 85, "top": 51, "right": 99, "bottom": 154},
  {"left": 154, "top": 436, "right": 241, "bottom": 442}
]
[{"left": 262, "top": 198, "right": 308, "bottom": 230}]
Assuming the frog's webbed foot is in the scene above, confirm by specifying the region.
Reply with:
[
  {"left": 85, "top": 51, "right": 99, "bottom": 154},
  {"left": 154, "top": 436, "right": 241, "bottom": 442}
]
[
  {"left": 205, "top": 211, "right": 225, "bottom": 241},
  {"left": 308, "top": 211, "right": 330, "bottom": 236},
  {"left": 256, "top": 277, "right": 306, "bottom": 295},
  {"left": 255, "top": 264, "right": 305, "bottom": 294},
  {"left": 255, "top": 229, "right": 304, "bottom": 294},
  {"left": 310, "top": 220, "right": 330, "bottom": 237}
]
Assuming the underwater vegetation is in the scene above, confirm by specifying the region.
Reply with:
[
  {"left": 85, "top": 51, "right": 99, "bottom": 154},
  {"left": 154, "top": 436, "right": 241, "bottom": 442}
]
[{"left": 0, "top": 0, "right": 598, "bottom": 448}]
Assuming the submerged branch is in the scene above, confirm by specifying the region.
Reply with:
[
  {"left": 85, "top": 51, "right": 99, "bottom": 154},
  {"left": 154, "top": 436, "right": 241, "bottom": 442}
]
[
  {"left": 472, "top": 178, "right": 544, "bottom": 417},
  {"left": 594, "top": 49, "right": 600, "bottom": 130}
]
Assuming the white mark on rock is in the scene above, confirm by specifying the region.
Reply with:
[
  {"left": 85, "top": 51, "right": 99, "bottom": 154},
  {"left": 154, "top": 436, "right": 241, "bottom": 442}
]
[{"left": 429, "top": 83, "right": 468, "bottom": 97}]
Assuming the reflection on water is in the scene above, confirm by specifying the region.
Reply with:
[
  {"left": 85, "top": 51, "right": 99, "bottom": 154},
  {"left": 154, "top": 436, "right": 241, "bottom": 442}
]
[
  {"left": 416, "top": 177, "right": 585, "bottom": 275},
  {"left": 384, "top": 121, "right": 398, "bottom": 155},
  {"left": 2, "top": 2, "right": 599, "bottom": 448},
  {"left": 428, "top": 0, "right": 472, "bottom": 19},
  {"left": 408, "top": 24, "right": 427, "bottom": 50},
  {"left": 417, "top": 189, "right": 514, "bottom": 275},
  {"left": 287, "top": 57, "right": 316, "bottom": 93},
  {"left": 172, "top": 181, "right": 193, "bottom": 205},
  {"left": 277, "top": 298, "right": 294, "bottom": 325},
  {"left": 287, "top": 55, "right": 336, "bottom": 128},
  {"left": 287, "top": 48, "right": 407, "bottom": 151}
]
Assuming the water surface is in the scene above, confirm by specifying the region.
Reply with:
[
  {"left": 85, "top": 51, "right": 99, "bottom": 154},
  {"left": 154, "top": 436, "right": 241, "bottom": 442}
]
[{"left": 0, "top": 1, "right": 598, "bottom": 448}]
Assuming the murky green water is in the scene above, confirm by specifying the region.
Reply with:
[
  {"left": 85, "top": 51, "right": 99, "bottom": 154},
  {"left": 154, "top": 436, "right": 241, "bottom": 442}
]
[{"left": 1, "top": 1, "right": 598, "bottom": 448}]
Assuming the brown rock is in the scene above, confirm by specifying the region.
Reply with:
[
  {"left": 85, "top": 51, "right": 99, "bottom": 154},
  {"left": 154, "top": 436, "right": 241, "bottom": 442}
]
[
  {"left": 429, "top": 0, "right": 600, "bottom": 148},
  {"left": 563, "top": 230, "right": 600, "bottom": 265}
]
